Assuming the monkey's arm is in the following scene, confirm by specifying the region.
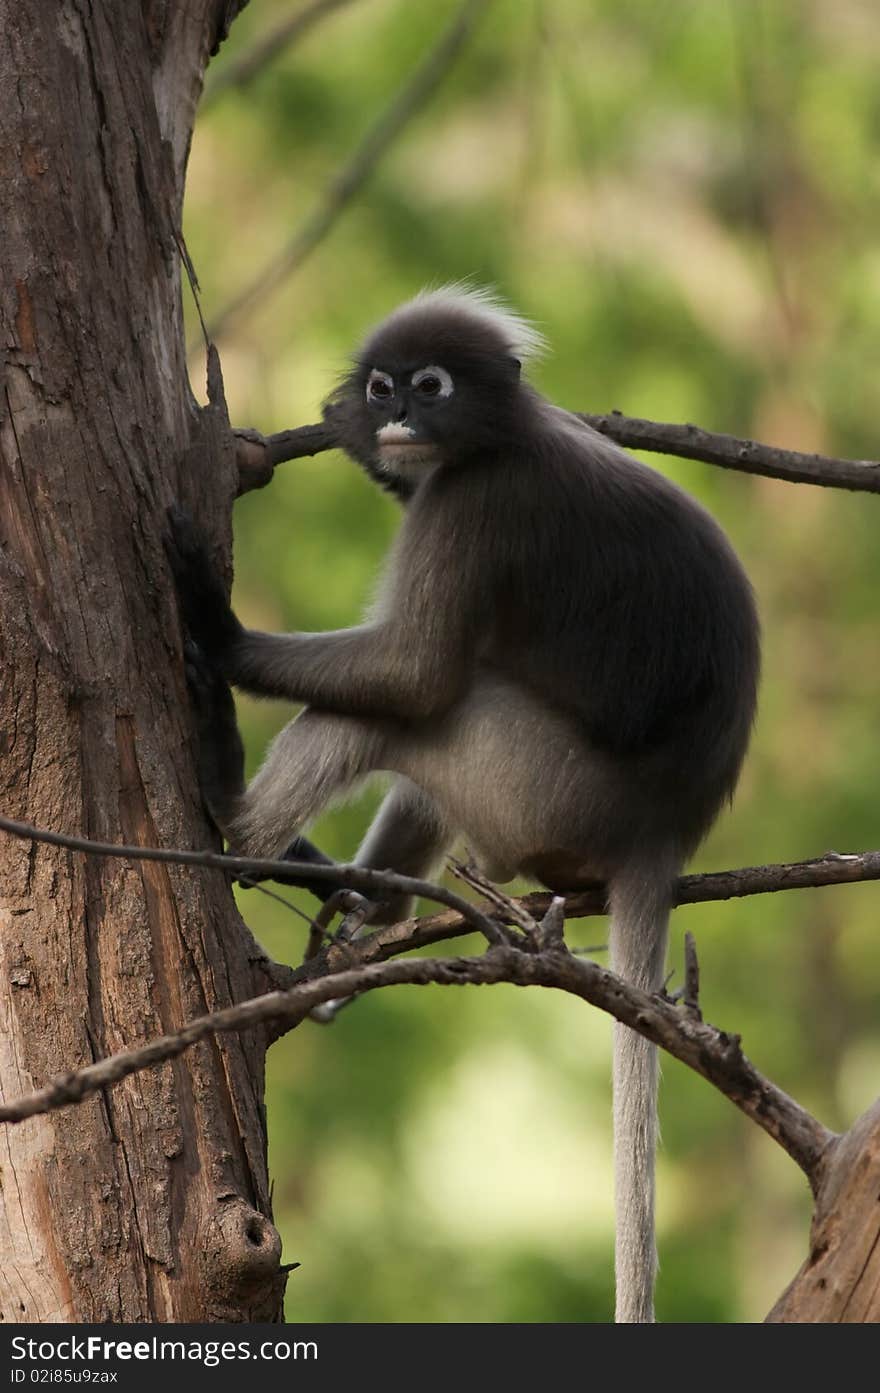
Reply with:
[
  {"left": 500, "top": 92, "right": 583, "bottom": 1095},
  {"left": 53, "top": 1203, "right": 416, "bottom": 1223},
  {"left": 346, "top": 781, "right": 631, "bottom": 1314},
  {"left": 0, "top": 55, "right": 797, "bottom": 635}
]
[
  {"left": 166, "top": 503, "right": 478, "bottom": 721},
  {"left": 226, "top": 623, "right": 468, "bottom": 720}
]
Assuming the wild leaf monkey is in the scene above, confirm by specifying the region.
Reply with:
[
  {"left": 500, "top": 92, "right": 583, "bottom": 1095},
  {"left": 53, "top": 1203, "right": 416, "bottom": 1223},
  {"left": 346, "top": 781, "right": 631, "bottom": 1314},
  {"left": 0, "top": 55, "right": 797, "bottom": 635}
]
[{"left": 167, "top": 286, "right": 759, "bottom": 1323}]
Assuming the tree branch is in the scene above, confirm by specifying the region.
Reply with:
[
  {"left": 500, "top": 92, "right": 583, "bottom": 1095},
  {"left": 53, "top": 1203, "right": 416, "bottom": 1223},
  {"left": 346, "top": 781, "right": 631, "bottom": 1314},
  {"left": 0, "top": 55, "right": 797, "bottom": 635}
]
[
  {"left": 0, "top": 942, "right": 835, "bottom": 1190},
  {"left": 250, "top": 413, "right": 880, "bottom": 495},
  {"left": 0, "top": 812, "right": 504, "bottom": 946},
  {"left": 517, "top": 848, "right": 880, "bottom": 921},
  {"left": 577, "top": 412, "right": 880, "bottom": 493},
  {"left": 1, "top": 813, "right": 878, "bottom": 948},
  {"left": 204, "top": 0, "right": 492, "bottom": 344}
]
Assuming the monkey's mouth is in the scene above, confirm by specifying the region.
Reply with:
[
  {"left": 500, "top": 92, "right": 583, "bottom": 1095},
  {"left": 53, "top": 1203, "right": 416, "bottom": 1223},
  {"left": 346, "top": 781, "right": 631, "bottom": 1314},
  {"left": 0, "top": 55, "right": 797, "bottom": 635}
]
[
  {"left": 375, "top": 423, "right": 440, "bottom": 468},
  {"left": 378, "top": 443, "right": 440, "bottom": 459}
]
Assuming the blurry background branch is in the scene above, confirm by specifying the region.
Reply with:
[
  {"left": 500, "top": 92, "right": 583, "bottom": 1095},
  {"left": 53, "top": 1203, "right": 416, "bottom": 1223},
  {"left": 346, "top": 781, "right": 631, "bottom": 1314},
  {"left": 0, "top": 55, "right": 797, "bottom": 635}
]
[
  {"left": 202, "top": 0, "right": 360, "bottom": 110},
  {"left": 203, "top": 0, "right": 492, "bottom": 344}
]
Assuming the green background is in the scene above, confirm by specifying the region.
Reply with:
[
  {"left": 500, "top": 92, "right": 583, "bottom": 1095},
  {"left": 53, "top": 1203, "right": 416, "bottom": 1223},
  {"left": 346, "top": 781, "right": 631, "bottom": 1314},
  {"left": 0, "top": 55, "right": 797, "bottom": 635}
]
[{"left": 184, "top": 0, "right": 880, "bottom": 1322}]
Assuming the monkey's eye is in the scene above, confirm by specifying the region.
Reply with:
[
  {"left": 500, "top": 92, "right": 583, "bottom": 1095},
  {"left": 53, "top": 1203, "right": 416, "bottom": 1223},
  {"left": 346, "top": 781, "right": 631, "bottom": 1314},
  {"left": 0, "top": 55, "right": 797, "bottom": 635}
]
[
  {"left": 412, "top": 365, "right": 453, "bottom": 399},
  {"left": 366, "top": 370, "right": 394, "bottom": 403}
]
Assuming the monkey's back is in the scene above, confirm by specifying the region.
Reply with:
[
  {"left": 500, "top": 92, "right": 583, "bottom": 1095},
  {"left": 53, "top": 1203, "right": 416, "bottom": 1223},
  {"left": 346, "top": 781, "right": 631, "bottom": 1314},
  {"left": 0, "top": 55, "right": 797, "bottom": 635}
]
[{"left": 475, "top": 407, "right": 759, "bottom": 855}]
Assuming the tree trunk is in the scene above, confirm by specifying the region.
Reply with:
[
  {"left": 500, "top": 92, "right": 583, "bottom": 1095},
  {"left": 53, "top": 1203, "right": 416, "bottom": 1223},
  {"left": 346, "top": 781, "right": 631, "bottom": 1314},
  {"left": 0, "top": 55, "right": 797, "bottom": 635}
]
[{"left": 0, "top": 0, "right": 286, "bottom": 1321}]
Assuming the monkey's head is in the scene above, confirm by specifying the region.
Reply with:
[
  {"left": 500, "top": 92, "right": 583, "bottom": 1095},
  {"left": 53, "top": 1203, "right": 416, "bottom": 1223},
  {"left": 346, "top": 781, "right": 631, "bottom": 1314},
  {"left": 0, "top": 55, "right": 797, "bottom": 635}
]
[{"left": 324, "top": 285, "right": 546, "bottom": 498}]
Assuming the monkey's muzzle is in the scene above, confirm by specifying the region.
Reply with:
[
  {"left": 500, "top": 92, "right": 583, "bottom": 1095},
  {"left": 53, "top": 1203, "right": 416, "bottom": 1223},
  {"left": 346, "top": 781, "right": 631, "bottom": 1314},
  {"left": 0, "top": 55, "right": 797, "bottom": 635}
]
[{"left": 375, "top": 422, "right": 440, "bottom": 469}]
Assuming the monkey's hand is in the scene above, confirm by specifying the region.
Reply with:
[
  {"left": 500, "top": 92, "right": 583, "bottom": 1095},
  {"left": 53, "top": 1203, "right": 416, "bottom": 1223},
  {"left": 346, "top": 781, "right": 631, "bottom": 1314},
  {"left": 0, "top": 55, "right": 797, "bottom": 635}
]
[{"left": 165, "top": 505, "right": 243, "bottom": 663}]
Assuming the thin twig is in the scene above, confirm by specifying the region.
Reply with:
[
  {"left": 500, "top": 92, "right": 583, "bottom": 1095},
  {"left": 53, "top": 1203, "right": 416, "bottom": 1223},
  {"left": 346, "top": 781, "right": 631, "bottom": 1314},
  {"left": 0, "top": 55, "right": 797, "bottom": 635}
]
[
  {"left": 202, "top": 0, "right": 360, "bottom": 110},
  {"left": 259, "top": 414, "right": 880, "bottom": 495},
  {"left": 203, "top": 0, "right": 492, "bottom": 344},
  {"left": 0, "top": 813, "right": 503, "bottom": 946},
  {"left": 172, "top": 230, "right": 209, "bottom": 352},
  {"left": 237, "top": 873, "right": 324, "bottom": 931},
  {"left": 449, "top": 856, "right": 536, "bottom": 936},
  {"left": 0, "top": 945, "right": 835, "bottom": 1188},
  {"left": 0, "top": 815, "right": 843, "bottom": 1179},
  {"left": 1, "top": 814, "right": 878, "bottom": 944}
]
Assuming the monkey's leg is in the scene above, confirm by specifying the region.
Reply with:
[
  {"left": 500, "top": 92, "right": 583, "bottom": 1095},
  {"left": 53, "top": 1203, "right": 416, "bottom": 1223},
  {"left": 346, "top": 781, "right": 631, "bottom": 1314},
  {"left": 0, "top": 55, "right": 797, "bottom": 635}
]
[
  {"left": 183, "top": 643, "right": 344, "bottom": 898},
  {"left": 354, "top": 777, "right": 454, "bottom": 924},
  {"left": 227, "top": 707, "right": 388, "bottom": 871}
]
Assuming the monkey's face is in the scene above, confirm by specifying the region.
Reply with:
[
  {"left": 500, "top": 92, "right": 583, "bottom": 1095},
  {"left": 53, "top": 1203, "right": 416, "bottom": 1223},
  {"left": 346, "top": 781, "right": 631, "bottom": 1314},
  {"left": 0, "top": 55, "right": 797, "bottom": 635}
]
[
  {"left": 365, "top": 364, "right": 452, "bottom": 485},
  {"left": 362, "top": 348, "right": 522, "bottom": 480}
]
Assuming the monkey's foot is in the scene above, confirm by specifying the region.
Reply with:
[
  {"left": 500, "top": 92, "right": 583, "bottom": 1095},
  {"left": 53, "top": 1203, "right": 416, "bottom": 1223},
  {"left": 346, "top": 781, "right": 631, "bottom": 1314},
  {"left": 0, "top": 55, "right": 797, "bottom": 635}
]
[
  {"left": 182, "top": 638, "right": 236, "bottom": 727},
  {"left": 237, "top": 835, "right": 350, "bottom": 902}
]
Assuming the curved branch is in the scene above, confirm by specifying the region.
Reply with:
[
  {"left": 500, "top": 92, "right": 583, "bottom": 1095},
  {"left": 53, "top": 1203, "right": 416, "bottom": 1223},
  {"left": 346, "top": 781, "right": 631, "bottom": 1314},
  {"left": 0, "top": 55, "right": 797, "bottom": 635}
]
[
  {"left": 252, "top": 414, "right": 880, "bottom": 495},
  {"left": 0, "top": 944, "right": 835, "bottom": 1190},
  {"left": 0, "top": 813, "right": 503, "bottom": 946}
]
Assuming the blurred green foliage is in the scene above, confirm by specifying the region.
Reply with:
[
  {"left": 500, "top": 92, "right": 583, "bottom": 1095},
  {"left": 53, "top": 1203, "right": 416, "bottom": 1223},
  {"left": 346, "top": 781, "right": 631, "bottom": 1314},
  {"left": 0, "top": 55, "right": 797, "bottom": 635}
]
[{"left": 184, "top": 0, "right": 880, "bottom": 1322}]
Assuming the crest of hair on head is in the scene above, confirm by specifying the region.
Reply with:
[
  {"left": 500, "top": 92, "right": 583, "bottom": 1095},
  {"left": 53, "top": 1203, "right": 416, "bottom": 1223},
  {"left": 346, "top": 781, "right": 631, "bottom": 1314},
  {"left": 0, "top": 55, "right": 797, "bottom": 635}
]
[{"left": 411, "top": 282, "right": 548, "bottom": 362}]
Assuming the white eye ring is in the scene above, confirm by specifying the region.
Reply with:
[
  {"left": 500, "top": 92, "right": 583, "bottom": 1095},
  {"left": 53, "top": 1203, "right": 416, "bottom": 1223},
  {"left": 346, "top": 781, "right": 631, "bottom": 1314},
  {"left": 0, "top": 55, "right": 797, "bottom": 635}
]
[
  {"left": 412, "top": 365, "right": 453, "bottom": 398},
  {"left": 367, "top": 369, "right": 394, "bottom": 402}
]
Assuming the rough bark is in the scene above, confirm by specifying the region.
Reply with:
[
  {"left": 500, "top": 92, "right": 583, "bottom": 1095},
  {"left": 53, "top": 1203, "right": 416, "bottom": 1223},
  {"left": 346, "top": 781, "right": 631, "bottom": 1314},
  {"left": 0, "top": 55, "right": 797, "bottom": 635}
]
[
  {"left": 766, "top": 1101, "right": 880, "bottom": 1322},
  {"left": 0, "top": 0, "right": 286, "bottom": 1322}
]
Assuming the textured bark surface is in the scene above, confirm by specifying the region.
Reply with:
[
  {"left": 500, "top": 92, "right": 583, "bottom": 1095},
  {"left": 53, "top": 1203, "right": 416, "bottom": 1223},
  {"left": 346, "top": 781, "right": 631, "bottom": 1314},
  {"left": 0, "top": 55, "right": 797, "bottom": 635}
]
[
  {"left": 0, "top": 0, "right": 288, "bottom": 1322},
  {"left": 767, "top": 1101, "right": 880, "bottom": 1322}
]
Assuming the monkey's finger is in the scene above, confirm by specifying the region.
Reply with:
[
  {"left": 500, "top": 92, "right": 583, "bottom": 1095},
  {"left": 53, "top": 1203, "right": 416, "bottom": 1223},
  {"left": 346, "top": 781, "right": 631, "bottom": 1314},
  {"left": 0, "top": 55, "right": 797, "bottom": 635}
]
[
  {"left": 164, "top": 506, "right": 242, "bottom": 657},
  {"left": 182, "top": 638, "right": 229, "bottom": 702}
]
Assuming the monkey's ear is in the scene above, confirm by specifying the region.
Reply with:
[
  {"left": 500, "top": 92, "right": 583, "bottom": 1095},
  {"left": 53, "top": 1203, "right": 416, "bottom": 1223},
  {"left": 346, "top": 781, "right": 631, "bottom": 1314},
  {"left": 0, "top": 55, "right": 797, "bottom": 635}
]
[{"left": 505, "top": 355, "right": 522, "bottom": 381}]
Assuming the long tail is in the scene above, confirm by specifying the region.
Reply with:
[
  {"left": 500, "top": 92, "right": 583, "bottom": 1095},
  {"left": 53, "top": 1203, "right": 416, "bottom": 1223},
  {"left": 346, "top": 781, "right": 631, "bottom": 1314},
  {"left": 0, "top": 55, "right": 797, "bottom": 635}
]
[{"left": 608, "top": 862, "right": 674, "bottom": 1324}]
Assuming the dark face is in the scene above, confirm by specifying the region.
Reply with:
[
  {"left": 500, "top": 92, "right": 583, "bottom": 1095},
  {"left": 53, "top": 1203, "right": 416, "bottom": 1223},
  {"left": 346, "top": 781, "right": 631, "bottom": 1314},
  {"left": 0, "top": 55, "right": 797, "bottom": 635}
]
[
  {"left": 364, "top": 361, "right": 456, "bottom": 485},
  {"left": 324, "top": 302, "right": 526, "bottom": 499}
]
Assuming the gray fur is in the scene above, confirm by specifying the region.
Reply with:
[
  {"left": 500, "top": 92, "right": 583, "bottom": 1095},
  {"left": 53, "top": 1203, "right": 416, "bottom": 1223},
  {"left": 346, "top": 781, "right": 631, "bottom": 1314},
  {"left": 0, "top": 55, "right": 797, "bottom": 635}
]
[{"left": 175, "top": 287, "right": 759, "bottom": 1322}]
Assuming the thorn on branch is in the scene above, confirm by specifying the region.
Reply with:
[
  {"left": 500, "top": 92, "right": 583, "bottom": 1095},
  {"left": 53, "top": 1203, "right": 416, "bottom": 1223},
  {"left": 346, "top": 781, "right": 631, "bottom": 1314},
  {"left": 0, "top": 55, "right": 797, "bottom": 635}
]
[
  {"left": 536, "top": 896, "right": 567, "bottom": 951},
  {"left": 683, "top": 930, "right": 702, "bottom": 1020}
]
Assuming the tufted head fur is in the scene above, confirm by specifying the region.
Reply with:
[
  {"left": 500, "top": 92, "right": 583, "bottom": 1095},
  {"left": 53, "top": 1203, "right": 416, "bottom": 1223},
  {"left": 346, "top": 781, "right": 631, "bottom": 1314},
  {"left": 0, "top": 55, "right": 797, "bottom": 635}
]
[{"left": 359, "top": 283, "right": 547, "bottom": 366}]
